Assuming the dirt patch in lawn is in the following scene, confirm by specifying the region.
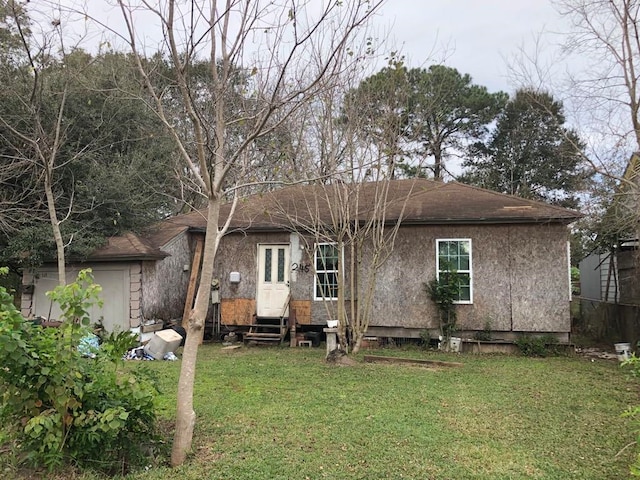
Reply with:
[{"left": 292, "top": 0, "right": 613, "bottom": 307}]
[{"left": 363, "top": 355, "right": 463, "bottom": 368}]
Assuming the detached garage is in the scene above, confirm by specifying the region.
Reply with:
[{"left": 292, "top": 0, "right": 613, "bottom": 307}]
[
  {"left": 21, "top": 225, "right": 193, "bottom": 332},
  {"left": 24, "top": 265, "right": 134, "bottom": 332}
]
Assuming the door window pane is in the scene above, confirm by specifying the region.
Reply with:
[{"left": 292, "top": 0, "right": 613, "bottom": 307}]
[
  {"left": 277, "top": 248, "right": 285, "bottom": 283},
  {"left": 264, "top": 248, "right": 272, "bottom": 283}
]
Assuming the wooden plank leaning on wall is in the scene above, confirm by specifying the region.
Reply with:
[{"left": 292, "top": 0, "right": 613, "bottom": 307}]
[{"left": 182, "top": 236, "right": 204, "bottom": 329}]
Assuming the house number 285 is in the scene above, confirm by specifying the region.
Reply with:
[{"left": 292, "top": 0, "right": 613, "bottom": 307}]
[{"left": 291, "top": 263, "right": 310, "bottom": 273}]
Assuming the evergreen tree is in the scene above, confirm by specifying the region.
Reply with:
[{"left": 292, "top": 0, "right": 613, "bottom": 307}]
[
  {"left": 463, "top": 89, "right": 589, "bottom": 208},
  {"left": 343, "top": 64, "right": 507, "bottom": 180},
  {"left": 408, "top": 65, "right": 508, "bottom": 180}
]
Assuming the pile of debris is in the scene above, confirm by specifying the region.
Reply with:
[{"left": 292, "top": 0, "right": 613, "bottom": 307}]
[
  {"left": 575, "top": 347, "right": 620, "bottom": 361},
  {"left": 124, "top": 347, "right": 178, "bottom": 361},
  {"left": 125, "top": 327, "right": 186, "bottom": 361}
]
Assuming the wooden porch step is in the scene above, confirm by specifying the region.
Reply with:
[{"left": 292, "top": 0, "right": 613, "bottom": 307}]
[
  {"left": 244, "top": 334, "right": 283, "bottom": 345},
  {"left": 245, "top": 332, "right": 283, "bottom": 338},
  {"left": 247, "top": 323, "right": 284, "bottom": 329},
  {"left": 244, "top": 310, "right": 290, "bottom": 346}
]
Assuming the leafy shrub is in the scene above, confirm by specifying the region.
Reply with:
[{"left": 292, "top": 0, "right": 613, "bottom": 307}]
[
  {"left": 419, "top": 329, "right": 431, "bottom": 349},
  {"left": 98, "top": 328, "right": 140, "bottom": 359},
  {"left": 425, "top": 267, "right": 462, "bottom": 342},
  {"left": 0, "top": 268, "right": 160, "bottom": 475},
  {"left": 621, "top": 355, "right": 640, "bottom": 476},
  {"left": 515, "top": 334, "right": 560, "bottom": 357},
  {"left": 473, "top": 320, "right": 493, "bottom": 341}
]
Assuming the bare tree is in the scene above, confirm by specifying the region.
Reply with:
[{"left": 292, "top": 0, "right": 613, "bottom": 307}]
[
  {"left": 267, "top": 59, "right": 414, "bottom": 354},
  {"left": 270, "top": 178, "right": 411, "bottom": 355},
  {"left": 84, "top": 0, "right": 384, "bottom": 466},
  {"left": 555, "top": 0, "right": 640, "bottom": 152},
  {"left": 0, "top": 1, "right": 80, "bottom": 286},
  {"left": 0, "top": 157, "right": 41, "bottom": 237},
  {"left": 507, "top": 1, "right": 640, "bottom": 255},
  {"left": 556, "top": 0, "right": 640, "bottom": 248}
]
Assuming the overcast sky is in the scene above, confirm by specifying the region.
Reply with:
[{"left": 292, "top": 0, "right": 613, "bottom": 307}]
[
  {"left": 375, "top": 0, "right": 565, "bottom": 94},
  {"left": 58, "top": 0, "right": 566, "bottom": 96},
  {"left": 49, "top": 0, "right": 571, "bottom": 99}
]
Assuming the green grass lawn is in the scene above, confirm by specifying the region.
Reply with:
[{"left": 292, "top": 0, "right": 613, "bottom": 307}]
[{"left": 5, "top": 344, "right": 640, "bottom": 479}]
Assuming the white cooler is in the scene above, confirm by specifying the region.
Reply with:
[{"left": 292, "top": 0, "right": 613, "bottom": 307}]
[{"left": 144, "top": 329, "right": 183, "bottom": 360}]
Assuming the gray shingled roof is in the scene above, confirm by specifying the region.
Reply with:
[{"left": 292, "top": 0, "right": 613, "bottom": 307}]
[
  {"left": 87, "top": 179, "right": 581, "bottom": 260},
  {"left": 220, "top": 179, "right": 582, "bottom": 230},
  {"left": 87, "top": 232, "right": 168, "bottom": 261}
]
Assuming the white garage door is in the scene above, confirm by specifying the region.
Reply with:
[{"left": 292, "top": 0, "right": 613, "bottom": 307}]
[{"left": 32, "top": 266, "right": 130, "bottom": 332}]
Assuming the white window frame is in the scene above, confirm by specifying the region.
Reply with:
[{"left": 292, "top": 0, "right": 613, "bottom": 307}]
[
  {"left": 436, "top": 238, "right": 473, "bottom": 304},
  {"left": 314, "top": 242, "right": 341, "bottom": 301}
]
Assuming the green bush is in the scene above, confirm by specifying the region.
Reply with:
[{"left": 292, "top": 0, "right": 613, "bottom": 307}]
[
  {"left": 419, "top": 329, "right": 431, "bottom": 349},
  {"left": 515, "top": 334, "right": 560, "bottom": 357},
  {"left": 622, "top": 355, "right": 640, "bottom": 476},
  {"left": 0, "top": 268, "right": 160, "bottom": 475},
  {"left": 473, "top": 320, "right": 493, "bottom": 341},
  {"left": 425, "top": 267, "right": 462, "bottom": 342}
]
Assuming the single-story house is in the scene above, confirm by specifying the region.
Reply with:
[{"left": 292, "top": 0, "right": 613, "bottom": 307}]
[{"left": 22, "top": 179, "right": 580, "bottom": 342}]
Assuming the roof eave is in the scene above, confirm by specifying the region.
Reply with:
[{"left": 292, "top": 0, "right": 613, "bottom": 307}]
[
  {"left": 398, "top": 216, "right": 581, "bottom": 226},
  {"left": 216, "top": 216, "right": 581, "bottom": 233},
  {"left": 83, "top": 252, "right": 169, "bottom": 262}
]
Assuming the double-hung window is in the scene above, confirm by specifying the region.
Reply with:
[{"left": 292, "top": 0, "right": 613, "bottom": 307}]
[
  {"left": 314, "top": 243, "right": 340, "bottom": 300},
  {"left": 436, "top": 239, "right": 472, "bottom": 303}
]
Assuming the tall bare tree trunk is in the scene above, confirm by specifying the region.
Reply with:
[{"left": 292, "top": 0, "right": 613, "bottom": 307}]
[
  {"left": 106, "top": 0, "right": 383, "bottom": 466},
  {"left": 433, "top": 145, "right": 443, "bottom": 181},
  {"left": 44, "top": 169, "right": 66, "bottom": 286},
  {"left": 171, "top": 196, "right": 221, "bottom": 466},
  {"left": 348, "top": 238, "right": 356, "bottom": 349}
]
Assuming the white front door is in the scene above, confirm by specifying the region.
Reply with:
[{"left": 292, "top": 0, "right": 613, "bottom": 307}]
[{"left": 257, "top": 244, "right": 290, "bottom": 318}]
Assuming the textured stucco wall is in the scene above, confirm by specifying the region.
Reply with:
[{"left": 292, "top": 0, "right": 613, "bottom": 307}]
[
  {"left": 215, "top": 231, "right": 292, "bottom": 299},
  {"left": 367, "top": 223, "right": 570, "bottom": 333},
  {"left": 215, "top": 232, "right": 291, "bottom": 323},
  {"left": 509, "top": 224, "right": 570, "bottom": 332},
  {"left": 214, "top": 223, "right": 572, "bottom": 333},
  {"left": 214, "top": 231, "right": 347, "bottom": 325},
  {"left": 141, "top": 231, "right": 192, "bottom": 321}
]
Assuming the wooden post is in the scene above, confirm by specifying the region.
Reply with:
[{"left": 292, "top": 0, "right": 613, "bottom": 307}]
[
  {"left": 182, "top": 236, "right": 204, "bottom": 328},
  {"left": 289, "top": 308, "right": 297, "bottom": 347}
]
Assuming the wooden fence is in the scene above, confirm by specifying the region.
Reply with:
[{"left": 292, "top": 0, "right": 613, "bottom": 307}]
[{"left": 576, "top": 297, "right": 640, "bottom": 348}]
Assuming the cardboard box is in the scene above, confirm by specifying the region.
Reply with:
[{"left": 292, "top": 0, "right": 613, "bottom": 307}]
[{"left": 144, "top": 329, "right": 183, "bottom": 360}]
